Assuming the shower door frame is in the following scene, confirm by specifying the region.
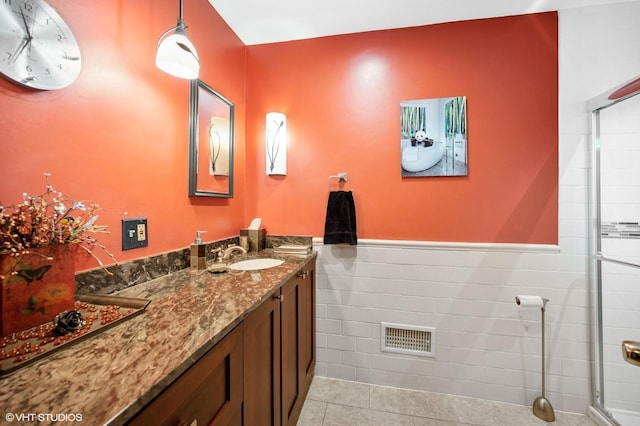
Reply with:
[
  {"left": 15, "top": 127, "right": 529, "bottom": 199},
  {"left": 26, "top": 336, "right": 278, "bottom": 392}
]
[{"left": 588, "top": 75, "right": 640, "bottom": 425}]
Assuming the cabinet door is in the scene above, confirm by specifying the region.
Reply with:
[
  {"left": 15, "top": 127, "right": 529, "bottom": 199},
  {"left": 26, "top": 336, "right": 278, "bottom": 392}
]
[
  {"left": 280, "top": 274, "right": 303, "bottom": 425},
  {"left": 128, "top": 323, "right": 243, "bottom": 426},
  {"left": 243, "top": 293, "right": 281, "bottom": 426},
  {"left": 281, "top": 259, "right": 316, "bottom": 426},
  {"left": 300, "top": 261, "right": 316, "bottom": 393}
]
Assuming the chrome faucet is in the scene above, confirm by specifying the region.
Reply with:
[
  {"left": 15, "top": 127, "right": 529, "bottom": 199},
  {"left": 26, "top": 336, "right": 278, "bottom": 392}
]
[{"left": 222, "top": 245, "right": 247, "bottom": 261}]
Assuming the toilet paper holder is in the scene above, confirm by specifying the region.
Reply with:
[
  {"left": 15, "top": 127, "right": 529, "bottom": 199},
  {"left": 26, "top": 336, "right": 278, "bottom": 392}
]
[
  {"left": 514, "top": 295, "right": 549, "bottom": 310},
  {"left": 514, "top": 295, "right": 555, "bottom": 422}
]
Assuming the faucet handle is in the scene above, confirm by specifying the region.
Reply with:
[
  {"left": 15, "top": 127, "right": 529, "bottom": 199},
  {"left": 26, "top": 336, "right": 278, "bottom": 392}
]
[{"left": 210, "top": 247, "right": 223, "bottom": 262}]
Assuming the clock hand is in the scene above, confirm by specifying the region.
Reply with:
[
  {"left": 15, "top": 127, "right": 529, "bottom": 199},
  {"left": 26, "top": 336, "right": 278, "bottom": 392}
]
[
  {"left": 11, "top": 38, "right": 29, "bottom": 63},
  {"left": 19, "top": 5, "right": 34, "bottom": 42},
  {"left": 11, "top": 6, "right": 34, "bottom": 63}
]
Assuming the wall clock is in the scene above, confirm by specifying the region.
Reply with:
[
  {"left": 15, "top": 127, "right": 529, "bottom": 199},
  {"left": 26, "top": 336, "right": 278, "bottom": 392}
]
[{"left": 0, "top": 0, "right": 82, "bottom": 90}]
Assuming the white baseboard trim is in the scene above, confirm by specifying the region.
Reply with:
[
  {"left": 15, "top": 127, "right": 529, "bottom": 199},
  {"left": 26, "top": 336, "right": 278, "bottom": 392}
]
[{"left": 312, "top": 237, "right": 560, "bottom": 253}]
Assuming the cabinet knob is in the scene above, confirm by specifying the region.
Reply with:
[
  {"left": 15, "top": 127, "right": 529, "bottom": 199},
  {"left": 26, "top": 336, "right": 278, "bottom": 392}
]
[{"left": 273, "top": 294, "right": 283, "bottom": 301}]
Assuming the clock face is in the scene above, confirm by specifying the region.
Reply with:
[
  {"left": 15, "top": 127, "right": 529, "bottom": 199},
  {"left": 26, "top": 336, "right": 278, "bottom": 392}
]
[{"left": 0, "top": 0, "right": 82, "bottom": 90}]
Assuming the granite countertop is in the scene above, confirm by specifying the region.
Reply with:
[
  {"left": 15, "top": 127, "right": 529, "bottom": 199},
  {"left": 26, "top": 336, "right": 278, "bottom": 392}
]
[{"left": 0, "top": 250, "right": 316, "bottom": 425}]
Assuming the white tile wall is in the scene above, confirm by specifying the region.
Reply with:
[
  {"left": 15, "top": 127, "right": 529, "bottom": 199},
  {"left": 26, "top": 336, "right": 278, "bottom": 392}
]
[
  {"left": 313, "top": 1, "right": 640, "bottom": 417},
  {"left": 314, "top": 242, "right": 591, "bottom": 413},
  {"left": 561, "top": 0, "right": 640, "bottom": 419}
]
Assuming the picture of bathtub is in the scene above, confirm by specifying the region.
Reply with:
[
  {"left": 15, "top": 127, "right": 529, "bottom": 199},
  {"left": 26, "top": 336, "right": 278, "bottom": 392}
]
[
  {"left": 400, "top": 96, "right": 467, "bottom": 177},
  {"left": 401, "top": 141, "right": 444, "bottom": 172}
]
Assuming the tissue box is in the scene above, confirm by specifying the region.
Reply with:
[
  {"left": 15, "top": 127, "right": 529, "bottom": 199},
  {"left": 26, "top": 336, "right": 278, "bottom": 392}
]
[{"left": 241, "top": 228, "right": 265, "bottom": 252}]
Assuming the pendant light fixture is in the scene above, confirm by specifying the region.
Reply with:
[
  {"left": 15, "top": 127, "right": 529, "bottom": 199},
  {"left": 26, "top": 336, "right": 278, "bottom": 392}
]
[{"left": 156, "top": 0, "right": 199, "bottom": 79}]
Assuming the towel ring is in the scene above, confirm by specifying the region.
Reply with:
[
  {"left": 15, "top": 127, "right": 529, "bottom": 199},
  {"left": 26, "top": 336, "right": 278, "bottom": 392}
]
[{"left": 328, "top": 173, "right": 348, "bottom": 191}]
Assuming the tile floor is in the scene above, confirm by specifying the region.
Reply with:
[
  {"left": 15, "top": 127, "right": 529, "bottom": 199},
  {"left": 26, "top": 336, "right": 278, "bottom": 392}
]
[{"left": 297, "top": 377, "right": 598, "bottom": 426}]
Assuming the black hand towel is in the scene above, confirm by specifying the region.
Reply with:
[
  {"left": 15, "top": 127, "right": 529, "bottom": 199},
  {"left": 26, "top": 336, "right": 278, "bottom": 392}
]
[{"left": 323, "top": 190, "right": 357, "bottom": 245}]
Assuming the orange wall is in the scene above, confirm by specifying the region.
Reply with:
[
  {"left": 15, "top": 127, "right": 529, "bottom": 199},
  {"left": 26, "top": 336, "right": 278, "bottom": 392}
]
[
  {"left": 1, "top": 7, "right": 559, "bottom": 274},
  {"left": 0, "top": 0, "right": 246, "bottom": 271},
  {"left": 245, "top": 13, "right": 559, "bottom": 244}
]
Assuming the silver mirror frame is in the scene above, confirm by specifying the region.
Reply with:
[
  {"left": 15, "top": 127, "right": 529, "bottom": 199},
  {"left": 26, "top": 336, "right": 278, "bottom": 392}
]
[{"left": 188, "top": 79, "right": 234, "bottom": 197}]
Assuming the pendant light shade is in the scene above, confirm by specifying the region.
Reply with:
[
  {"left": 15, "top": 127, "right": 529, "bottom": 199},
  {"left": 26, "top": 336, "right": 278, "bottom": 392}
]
[{"left": 156, "top": 0, "right": 199, "bottom": 79}]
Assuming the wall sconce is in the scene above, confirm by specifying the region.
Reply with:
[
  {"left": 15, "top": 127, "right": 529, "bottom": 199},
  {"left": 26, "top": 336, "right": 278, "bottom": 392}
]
[
  {"left": 156, "top": 0, "right": 199, "bottom": 79},
  {"left": 266, "top": 112, "right": 287, "bottom": 175}
]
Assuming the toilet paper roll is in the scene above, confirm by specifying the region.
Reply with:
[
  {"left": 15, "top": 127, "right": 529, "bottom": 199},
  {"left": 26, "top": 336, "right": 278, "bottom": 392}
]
[{"left": 514, "top": 295, "right": 544, "bottom": 308}]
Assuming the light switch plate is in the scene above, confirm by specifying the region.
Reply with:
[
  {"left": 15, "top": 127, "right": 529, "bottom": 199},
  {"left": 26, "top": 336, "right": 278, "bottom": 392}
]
[{"left": 122, "top": 218, "right": 148, "bottom": 250}]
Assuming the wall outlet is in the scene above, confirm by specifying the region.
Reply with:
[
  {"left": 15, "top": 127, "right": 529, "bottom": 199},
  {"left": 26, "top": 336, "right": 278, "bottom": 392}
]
[{"left": 122, "top": 218, "right": 148, "bottom": 250}]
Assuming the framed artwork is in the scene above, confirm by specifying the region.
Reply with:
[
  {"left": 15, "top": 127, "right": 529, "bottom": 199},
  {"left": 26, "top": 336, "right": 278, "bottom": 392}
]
[{"left": 401, "top": 96, "right": 467, "bottom": 177}]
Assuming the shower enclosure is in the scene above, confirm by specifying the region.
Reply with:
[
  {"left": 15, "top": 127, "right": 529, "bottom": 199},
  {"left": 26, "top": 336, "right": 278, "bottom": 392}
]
[{"left": 589, "top": 75, "right": 640, "bottom": 426}]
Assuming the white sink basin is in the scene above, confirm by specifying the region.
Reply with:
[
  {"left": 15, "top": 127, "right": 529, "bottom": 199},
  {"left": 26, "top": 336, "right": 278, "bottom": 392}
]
[{"left": 228, "top": 258, "right": 284, "bottom": 271}]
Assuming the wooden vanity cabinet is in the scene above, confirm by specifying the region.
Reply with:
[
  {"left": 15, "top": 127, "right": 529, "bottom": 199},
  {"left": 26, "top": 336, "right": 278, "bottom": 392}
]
[
  {"left": 299, "top": 261, "right": 316, "bottom": 402},
  {"left": 281, "top": 261, "right": 316, "bottom": 425},
  {"left": 244, "top": 258, "right": 316, "bottom": 426},
  {"left": 242, "top": 288, "right": 281, "bottom": 426},
  {"left": 128, "top": 257, "right": 315, "bottom": 426},
  {"left": 127, "top": 323, "right": 244, "bottom": 426}
]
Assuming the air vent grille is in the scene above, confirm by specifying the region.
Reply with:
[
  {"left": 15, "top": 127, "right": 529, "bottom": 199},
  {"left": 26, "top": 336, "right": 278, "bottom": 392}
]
[{"left": 381, "top": 323, "right": 435, "bottom": 358}]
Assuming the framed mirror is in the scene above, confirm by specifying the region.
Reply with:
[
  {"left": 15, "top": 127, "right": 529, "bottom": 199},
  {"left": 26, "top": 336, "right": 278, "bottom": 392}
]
[{"left": 188, "top": 80, "right": 234, "bottom": 197}]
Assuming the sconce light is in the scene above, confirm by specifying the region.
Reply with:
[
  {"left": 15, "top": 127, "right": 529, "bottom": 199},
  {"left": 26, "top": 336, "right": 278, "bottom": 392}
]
[
  {"left": 156, "top": 0, "right": 199, "bottom": 79},
  {"left": 266, "top": 112, "right": 287, "bottom": 175}
]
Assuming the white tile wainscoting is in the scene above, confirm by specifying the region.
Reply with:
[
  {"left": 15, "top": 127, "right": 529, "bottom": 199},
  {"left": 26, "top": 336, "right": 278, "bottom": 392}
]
[{"left": 312, "top": 239, "right": 590, "bottom": 414}]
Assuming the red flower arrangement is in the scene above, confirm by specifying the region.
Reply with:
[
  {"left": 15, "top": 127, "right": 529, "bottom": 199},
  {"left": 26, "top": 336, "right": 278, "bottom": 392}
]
[{"left": 0, "top": 173, "right": 118, "bottom": 271}]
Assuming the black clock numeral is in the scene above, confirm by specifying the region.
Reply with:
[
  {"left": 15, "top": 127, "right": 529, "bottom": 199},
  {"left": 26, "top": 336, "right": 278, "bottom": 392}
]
[
  {"left": 26, "top": 64, "right": 32, "bottom": 73},
  {"left": 44, "top": 68, "right": 51, "bottom": 75},
  {"left": 23, "top": 2, "right": 33, "bottom": 12}
]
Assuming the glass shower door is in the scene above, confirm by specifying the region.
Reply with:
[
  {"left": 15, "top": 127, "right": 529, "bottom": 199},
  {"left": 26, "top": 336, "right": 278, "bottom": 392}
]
[{"left": 591, "top": 90, "right": 640, "bottom": 426}]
